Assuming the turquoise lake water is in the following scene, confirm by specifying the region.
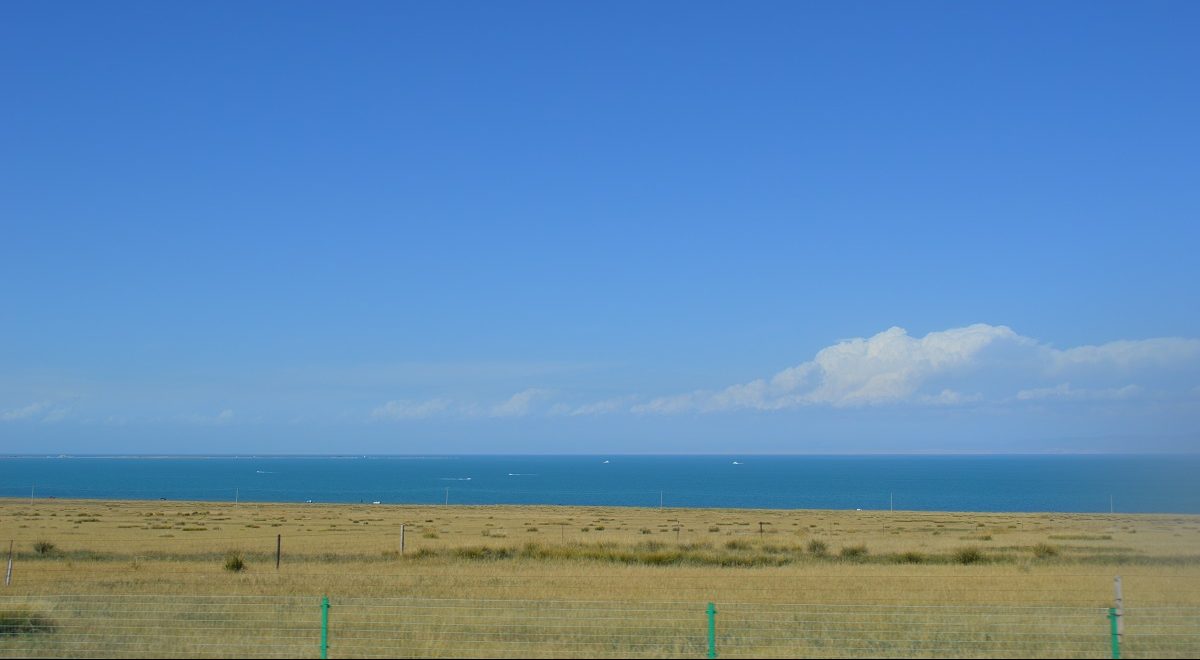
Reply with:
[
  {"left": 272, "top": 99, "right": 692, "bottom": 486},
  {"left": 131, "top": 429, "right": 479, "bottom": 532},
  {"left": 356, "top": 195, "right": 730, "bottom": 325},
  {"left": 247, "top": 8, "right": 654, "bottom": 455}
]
[{"left": 1, "top": 455, "right": 1197, "bottom": 513}]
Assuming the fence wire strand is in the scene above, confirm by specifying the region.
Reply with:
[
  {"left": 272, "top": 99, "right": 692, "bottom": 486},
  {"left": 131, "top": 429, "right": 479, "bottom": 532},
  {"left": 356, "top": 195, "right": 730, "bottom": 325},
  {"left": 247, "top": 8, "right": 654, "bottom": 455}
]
[{"left": 1, "top": 594, "right": 1198, "bottom": 658}]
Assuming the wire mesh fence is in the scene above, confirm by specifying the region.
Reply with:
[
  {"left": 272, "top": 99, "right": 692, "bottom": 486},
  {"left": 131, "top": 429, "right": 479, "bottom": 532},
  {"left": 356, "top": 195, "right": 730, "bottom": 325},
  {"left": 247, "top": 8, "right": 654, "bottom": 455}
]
[
  {"left": 1123, "top": 607, "right": 1200, "bottom": 659},
  {"left": 0, "top": 595, "right": 315, "bottom": 658},
  {"left": 1, "top": 594, "right": 1197, "bottom": 658}
]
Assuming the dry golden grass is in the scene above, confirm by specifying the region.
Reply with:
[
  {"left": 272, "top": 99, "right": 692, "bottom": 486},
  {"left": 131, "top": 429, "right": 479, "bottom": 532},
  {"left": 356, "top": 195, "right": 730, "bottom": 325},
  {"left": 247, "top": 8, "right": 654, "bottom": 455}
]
[
  {"left": 2, "top": 498, "right": 1199, "bottom": 602},
  {"left": 1, "top": 499, "right": 1198, "bottom": 657}
]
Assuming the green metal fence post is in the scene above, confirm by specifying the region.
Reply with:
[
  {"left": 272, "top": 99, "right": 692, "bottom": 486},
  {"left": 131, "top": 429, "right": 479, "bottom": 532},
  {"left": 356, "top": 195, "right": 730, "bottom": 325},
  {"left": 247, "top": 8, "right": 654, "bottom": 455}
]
[
  {"left": 321, "top": 596, "right": 330, "bottom": 659},
  {"left": 706, "top": 602, "right": 717, "bottom": 659},
  {"left": 1108, "top": 607, "right": 1120, "bottom": 659}
]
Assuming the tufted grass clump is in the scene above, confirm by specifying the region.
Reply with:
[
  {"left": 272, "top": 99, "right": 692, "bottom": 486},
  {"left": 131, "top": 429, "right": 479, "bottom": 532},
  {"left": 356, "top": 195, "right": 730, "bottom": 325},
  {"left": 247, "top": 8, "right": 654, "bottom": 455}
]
[
  {"left": 954, "top": 547, "right": 984, "bottom": 564},
  {"left": 1032, "top": 542, "right": 1060, "bottom": 559},
  {"left": 839, "top": 545, "right": 869, "bottom": 560},
  {"left": 223, "top": 551, "right": 246, "bottom": 572},
  {"left": 33, "top": 541, "right": 56, "bottom": 556}
]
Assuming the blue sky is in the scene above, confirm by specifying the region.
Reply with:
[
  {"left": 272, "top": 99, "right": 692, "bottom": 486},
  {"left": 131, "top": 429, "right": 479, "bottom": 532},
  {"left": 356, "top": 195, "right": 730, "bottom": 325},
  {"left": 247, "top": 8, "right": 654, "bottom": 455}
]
[{"left": 2, "top": 1, "right": 1198, "bottom": 454}]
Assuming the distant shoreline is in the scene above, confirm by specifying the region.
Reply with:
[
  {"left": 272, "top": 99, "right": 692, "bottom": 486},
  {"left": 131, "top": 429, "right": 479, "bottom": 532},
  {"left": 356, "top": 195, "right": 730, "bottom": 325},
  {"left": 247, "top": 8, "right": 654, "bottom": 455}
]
[
  {"left": 4, "top": 452, "right": 1198, "bottom": 459},
  {"left": 3, "top": 496, "right": 1197, "bottom": 518}
]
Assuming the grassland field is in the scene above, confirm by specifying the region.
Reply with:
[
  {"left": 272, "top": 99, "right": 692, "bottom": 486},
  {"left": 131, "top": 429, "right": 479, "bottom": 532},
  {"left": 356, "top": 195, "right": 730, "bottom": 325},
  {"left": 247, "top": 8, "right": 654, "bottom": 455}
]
[
  {"left": 1, "top": 499, "right": 1199, "bottom": 658},
  {"left": 1, "top": 498, "right": 1197, "bottom": 604}
]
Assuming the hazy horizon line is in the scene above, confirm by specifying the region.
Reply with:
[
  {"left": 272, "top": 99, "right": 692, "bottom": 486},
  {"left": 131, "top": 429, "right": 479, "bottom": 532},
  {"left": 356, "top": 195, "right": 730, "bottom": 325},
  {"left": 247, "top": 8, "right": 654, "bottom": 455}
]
[{"left": 3, "top": 451, "right": 1197, "bottom": 459}]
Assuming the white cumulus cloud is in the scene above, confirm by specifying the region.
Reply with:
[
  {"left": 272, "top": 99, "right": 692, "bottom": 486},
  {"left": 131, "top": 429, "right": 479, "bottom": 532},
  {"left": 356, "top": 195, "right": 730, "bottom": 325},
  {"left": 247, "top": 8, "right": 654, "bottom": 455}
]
[
  {"left": 634, "top": 324, "right": 1200, "bottom": 414},
  {"left": 560, "top": 396, "right": 639, "bottom": 416},
  {"left": 1053, "top": 338, "right": 1200, "bottom": 372},
  {"left": 490, "top": 388, "right": 553, "bottom": 418},
  {"left": 0, "top": 402, "right": 72, "bottom": 423},
  {"left": 1, "top": 402, "right": 50, "bottom": 422}
]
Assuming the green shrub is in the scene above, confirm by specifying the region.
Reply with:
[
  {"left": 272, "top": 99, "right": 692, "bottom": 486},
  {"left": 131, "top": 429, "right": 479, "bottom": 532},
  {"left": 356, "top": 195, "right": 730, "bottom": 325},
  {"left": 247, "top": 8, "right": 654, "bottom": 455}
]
[
  {"left": 454, "top": 546, "right": 514, "bottom": 561},
  {"left": 839, "top": 544, "right": 869, "bottom": 560},
  {"left": 954, "top": 547, "right": 983, "bottom": 564},
  {"left": 807, "top": 539, "right": 828, "bottom": 556},
  {"left": 32, "top": 541, "right": 55, "bottom": 556},
  {"left": 897, "top": 551, "right": 926, "bottom": 564},
  {"left": 223, "top": 551, "right": 246, "bottom": 572}
]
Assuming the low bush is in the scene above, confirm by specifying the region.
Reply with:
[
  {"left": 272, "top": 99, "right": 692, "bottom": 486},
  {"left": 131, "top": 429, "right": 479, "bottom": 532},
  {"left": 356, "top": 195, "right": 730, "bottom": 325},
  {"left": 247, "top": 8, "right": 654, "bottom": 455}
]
[
  {"left": 839, "top": 545, "right": 869, "bottom": 560},
  {"left": 954, "top": 547, "right": 984, "bottom": 564}
]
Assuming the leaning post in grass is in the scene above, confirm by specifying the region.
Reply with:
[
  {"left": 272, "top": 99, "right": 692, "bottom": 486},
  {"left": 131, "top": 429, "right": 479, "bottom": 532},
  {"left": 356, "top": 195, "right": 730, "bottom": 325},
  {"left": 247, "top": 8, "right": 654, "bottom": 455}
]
[
  {"left": 706, "top": 602, "right": 718, "bottom": 658},
  {"left": 320, "top": 596, "right": 330, "bottom": 659},
  {"left": 4, "top": 540, "right": 12, "bottom": 586},
  {"left": 275, "top": 534, "right": 281, "bottom": 570},
  {"left": 400, "top": 524, "right": 405, "bottom": 555}
]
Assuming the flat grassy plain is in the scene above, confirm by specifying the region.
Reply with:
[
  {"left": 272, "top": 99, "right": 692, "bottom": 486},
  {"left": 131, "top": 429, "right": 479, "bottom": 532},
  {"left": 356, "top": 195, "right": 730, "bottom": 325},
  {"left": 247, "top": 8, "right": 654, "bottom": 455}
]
[{"left": 1, "top": 499, "right": 1199, "bottom": 657}]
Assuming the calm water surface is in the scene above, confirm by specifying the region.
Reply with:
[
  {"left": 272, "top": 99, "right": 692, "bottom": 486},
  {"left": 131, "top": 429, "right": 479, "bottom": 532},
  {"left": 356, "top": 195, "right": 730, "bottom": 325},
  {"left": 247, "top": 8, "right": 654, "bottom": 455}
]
[{"left": 1, "top": 455, "right": 1197, "bottom": 513}]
